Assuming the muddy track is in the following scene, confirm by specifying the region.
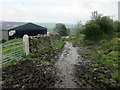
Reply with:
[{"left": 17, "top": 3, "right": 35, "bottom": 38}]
[{"left": 54, "top": 42, "right": 81, "bottom": 88}]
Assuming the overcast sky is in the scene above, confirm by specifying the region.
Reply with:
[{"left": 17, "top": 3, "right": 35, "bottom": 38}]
[{"left": 0, "top": 0, "right": 119, "bottom": 24}]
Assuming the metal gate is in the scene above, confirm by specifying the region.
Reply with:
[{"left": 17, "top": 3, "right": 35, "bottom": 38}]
[{"left": 0, "top": 41, "right": 24, "bottom": 65}]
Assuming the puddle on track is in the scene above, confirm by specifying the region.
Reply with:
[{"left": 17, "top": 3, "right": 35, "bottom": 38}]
[{"left": 54, "top": 42, "right": 81, "bottom": 88}]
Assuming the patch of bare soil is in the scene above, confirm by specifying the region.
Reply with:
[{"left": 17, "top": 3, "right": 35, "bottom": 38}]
[
  {"left": 74, "top": 64, "right": 111, "bottom": 89},
  {"left": 2, "top": 60, "right": 57, "bottom": 88}
]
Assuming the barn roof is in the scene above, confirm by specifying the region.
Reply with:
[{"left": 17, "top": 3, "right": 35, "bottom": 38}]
[
  {"left": 0, "top": 22, "right": 26, "bottom": 31},
  {"left": 10, "top": 23, "right": 47, "bottom": 30}
]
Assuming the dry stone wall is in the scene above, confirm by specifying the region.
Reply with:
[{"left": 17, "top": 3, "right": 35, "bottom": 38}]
[{"left": 29, "top": 34, "right": 60, "bottom": 54}]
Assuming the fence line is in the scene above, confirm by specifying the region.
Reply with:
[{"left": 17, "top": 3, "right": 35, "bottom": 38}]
[
  {"left": 2, "top": 45, "right": 23, "bottom": 53},
  {"left": 0, "top": 42, "right": 22, "bottom": 48}
]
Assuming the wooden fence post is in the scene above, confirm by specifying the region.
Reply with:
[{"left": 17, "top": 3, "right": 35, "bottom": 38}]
[{"left": 23, "top": 34, "right": 29, "bottom": 55}]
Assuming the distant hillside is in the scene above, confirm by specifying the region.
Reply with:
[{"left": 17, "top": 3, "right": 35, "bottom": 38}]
[{"left": 36, "top": 23, "right": 74, "bottom": 29}]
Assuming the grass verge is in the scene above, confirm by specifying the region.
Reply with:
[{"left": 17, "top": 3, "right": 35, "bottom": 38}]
[{"left": 81, "top": 37, "right": 119, "bottom": 87}]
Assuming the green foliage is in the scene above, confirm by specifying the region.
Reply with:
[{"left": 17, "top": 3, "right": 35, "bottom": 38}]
[
  {"left": 51, "top": 40, "right": 64, "bottom": 51},
  {"left": 113, "top": 21, "right": 120, "bottom": 33},
  {"left": 50, "top": 58, "right": 55, "bottom": 62},
  {"left": 91, "top": 63, "right": 99, "bottom": 68},
  {"left": 66, "top": 28, "right": 70, "bottom": 35},
  {"left": 110, "top": 71, "right": 120, "bottom": 85},
  {"left": 92, "top": 38, "right": 118, "bottom": 67},
  {"left": 54, "top": 23, "right": 67, "bottom": 36},
  {"left": 83, "top": 40, "right": 98, "bottom": 45},
  {"left": 39, "top": 47, "right": 52, "bottom": 55},
  {"left": 73, "top": 21, "right": 85, "bottom": 45},
  {"left": 99, "top": 39, "right": 107, "bottom": 44},
  {"left": 74, "top": 21, "right": 83, "bottom": 35},
  {"left": 90, "top": 37, "right": 119, "bottom": 86},
  {"left": 84, "top": 21, "right": 102, "bottom": 41},
  {"left": 82, "top": 50, "right": 94, "bottom": 59},
  {"left": 100, "top": 38, "right": 119, "bottom": 51},
  {"left": 113, "top": 21, "right": 120, "bottom": 37},
  {"left": 2, "top": 58, "right": 21, "bottom": 67},
  {"left": 83, "top": 11, "right": 115, "bottom": 41},
  {"left": 40, "top": 61, "right": 50, "bottom": 65},
  {"left": 40, "top": 58, "right": 55, "bottom": 65},
  {"left": 100, "top": 16, "right": 114, "bottom": 34}
]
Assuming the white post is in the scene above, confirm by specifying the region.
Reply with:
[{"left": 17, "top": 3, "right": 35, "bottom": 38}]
[{"left": 23, "top": 34, "right": 29, "bottom": 55}]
